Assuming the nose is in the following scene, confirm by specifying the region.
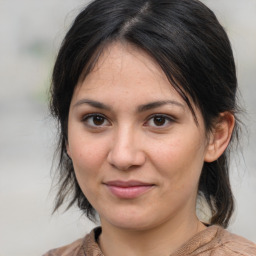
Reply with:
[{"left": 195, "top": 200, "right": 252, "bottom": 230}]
[{"left": 107, "top": 126, "right": 146, "bottom": 171}]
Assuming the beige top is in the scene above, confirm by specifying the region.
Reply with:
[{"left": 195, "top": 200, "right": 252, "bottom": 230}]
[{"left": 43, "top": 225, "right": 256, "bottom": 256}]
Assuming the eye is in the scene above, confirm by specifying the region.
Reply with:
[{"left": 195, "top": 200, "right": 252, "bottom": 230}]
[
  {"left": 82, "top": 114, "right": 110, "bottom": 128},
  {"left": 145, "top": 114, "right": 174, "bottom": 128}
]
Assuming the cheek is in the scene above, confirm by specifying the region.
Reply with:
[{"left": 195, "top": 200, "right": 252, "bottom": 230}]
[
  {"left": 69, "top": 137, "right": 109, "bottom": 202},
  {"left": 68, "top": 135, "right": 108, "bottom": 178},
  {"left": 150, "top": 134, "right": 205, "bottom": 186}
]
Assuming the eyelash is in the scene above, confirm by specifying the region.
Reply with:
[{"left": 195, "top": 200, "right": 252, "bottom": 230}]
[
  {"left": 144, "top": 114, "right": 175, "bottom": 128},
  {"left": 82, "top": 113, "right": 111, "bottom": 128},
  {"left": 81, "top": 113, "right": 175, "bottom": 129}
]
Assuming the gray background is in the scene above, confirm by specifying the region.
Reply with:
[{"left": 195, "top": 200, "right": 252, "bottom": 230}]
[{"left": 0, "top": 0, "right": 255, "bottom": 255}]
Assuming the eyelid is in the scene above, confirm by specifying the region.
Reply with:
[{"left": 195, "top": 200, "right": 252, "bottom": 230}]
[
  {"left": 81, "top": 113, "right": 111, "bottom": 128},
  {"left": 144, "top": 114, "right": 176, "bottom": 128}
]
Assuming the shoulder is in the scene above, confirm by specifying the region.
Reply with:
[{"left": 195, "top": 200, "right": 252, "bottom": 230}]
[
  {"left": 173, "top": 225, "right": 256, "bottom": 256},
  {"left": 214, "top": 227, "right": 256, "bottom": 255},
  {"left": 42, "top": 238, "right": 84, "bottom": 256},
  {"left": 42, "top": 227, "right": 102, "bottom": 256},
  {"left": 190, "top": 225, "right": 256, "bottom": 256}
]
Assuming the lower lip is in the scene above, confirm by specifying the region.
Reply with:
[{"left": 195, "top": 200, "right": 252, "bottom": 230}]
[{"left": 106, "top": 185, "right": 153, "bottom": 199}]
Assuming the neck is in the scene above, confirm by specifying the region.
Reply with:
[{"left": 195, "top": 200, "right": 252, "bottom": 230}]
[{"left": 98, "top": 215, "right": 206, "bottom": 256}]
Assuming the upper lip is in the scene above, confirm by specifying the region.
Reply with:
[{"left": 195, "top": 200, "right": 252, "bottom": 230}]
[{"left": 104, "top": 180, "right": 153, "bottom": 187}]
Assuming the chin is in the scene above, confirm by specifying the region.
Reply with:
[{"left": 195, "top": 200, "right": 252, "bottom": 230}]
[
  {"left": 111, "top": 220, "right": 155, "bottom": 231},
  {"left": 100, "top": 208, "right": 163, "bottom": 232}
]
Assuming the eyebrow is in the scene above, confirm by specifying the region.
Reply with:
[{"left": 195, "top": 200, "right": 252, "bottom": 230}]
[
  {"left": 73, "top": 99, "right": 184, "bottom": 112},
  {"left": 137, "top": 100, "right": 184, "bottom": 112},
  {"left": 73, "top": 99, "right": 112, "bottom": 111}
]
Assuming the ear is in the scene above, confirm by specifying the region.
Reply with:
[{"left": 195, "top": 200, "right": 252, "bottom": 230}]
[
  {"left": 66, "top": 140, "right": 71, "bottom": 158},
  {"left": 204, "top": 112, "right": 235, "bottom": 163}
]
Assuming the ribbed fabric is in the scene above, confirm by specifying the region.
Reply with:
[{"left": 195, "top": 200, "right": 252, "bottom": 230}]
[{"left": 43, "top": 225, "right": 256, "bottom": 256}]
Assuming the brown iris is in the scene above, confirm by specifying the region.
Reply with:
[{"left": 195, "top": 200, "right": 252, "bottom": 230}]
[
  {"left": 153, "top": 116, "right": 166, "bottom": 126},
  {"left": 93, "top": 115, "right": 105, "bottom": 126}
]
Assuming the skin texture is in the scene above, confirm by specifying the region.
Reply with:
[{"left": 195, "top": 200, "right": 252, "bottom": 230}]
[{"left": 66, "top": 42, "right": 234, "bottom": 256}]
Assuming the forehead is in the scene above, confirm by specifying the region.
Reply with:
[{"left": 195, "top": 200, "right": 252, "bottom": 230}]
[
  {"left": 71, "top": 41, "right": 205, "bottom": 128},
  {"left": 74, "top": 42, "right": 181, "bottom": 101}
]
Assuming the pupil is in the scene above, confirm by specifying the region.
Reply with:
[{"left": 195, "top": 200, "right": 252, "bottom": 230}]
[
  {"left": 93, "top": 116, "right": 104, "bottom": 125},
  {"left": 154, "top": 116, "right": 165, "bottom": 126}
]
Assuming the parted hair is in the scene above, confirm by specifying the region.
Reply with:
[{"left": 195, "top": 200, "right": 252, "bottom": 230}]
[{"left": 50, "top": 0, "right": 240, "bottom": 228}]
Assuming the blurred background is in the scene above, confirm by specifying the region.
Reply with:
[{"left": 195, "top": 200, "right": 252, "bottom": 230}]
[{"left": 0, "top": 0, "right": 255, "bottom": 255}]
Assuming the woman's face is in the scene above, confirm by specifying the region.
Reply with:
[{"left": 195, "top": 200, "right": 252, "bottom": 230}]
[{"left": 67, "top": 42, "right": 211, "bottom": 231}]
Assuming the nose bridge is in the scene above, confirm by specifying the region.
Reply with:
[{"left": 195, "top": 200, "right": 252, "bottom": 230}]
[{"left": 107, "top": 123, "right": 145, "bottom": 170}]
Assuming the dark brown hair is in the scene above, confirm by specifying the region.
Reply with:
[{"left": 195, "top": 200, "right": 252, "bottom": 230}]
[{"left": 50, "top": 0, "right": 240, "bottom": 227}]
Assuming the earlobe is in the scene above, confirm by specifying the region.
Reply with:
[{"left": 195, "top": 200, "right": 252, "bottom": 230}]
[
  {"left": 66, "top": 141, "right": 71, "bottom": 158},
  {"left": 204, "top": 112, "right": 235, "bottom": 163}
]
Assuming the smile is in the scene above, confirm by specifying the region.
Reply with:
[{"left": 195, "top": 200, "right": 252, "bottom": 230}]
[{"left": 104, "top": 180, "right": 154, "bottom": 199}]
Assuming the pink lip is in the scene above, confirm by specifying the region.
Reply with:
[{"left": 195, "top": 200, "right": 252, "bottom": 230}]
[{"left": 104, "top": 180, "right": 154, "bottom": 199}]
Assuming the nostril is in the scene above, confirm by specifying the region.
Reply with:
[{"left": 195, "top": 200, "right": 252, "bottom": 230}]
[{"left": 107, "top": 147, "right": 146, "bottom": 171}]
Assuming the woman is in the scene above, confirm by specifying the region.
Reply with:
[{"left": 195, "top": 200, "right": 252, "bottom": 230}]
[{"left": 44, "top": 0, "right": 256, "bottom": 255}]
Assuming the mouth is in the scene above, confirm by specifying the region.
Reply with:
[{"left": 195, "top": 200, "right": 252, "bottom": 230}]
[{"left": 103, "top": 180, "right": 155, "bottom": 199}]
